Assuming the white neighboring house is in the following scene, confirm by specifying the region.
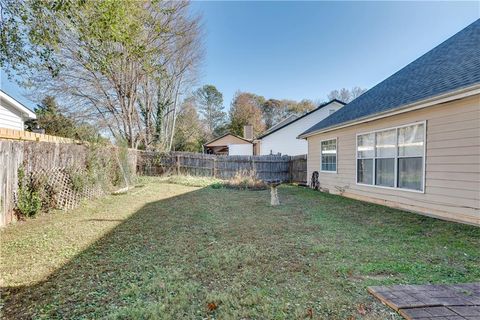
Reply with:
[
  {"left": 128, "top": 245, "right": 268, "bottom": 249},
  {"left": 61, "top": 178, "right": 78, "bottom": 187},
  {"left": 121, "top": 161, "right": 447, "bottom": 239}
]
[
  {"left": 228, "top": 143, "right": 253, "bottom": 156},
  {"left": 0, "top": 90, "right": 36, "bottom": 130},
  {"left": 257, "top": 99, "right": 345, "bottom": 155}
]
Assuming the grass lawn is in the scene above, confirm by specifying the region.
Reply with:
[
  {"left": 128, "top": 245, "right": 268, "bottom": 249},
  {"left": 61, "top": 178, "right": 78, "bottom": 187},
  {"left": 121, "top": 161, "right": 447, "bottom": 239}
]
[{"left": 1, "top": 177, "right": 479, "bottom": 319}]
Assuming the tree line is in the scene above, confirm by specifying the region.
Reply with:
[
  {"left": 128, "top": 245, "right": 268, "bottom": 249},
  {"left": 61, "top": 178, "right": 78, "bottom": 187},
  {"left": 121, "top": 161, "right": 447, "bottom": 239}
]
[{"left": 172, "top": 85, "right": 366, "bottom": 152}]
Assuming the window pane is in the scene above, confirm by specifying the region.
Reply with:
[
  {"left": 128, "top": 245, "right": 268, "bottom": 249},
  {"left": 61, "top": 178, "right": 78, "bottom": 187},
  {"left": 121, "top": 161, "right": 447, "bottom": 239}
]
[
  {"left": 357, "top": 159, "right": 373, "bottom": 184},
  {"left": 321, "top": 139, "right": 336, "bottom": 153},
  {"left": 398, "top": 124, "right": 424, "bottom": 157},
  {"left": 398, "top": 157, "right": 423, "bottom": 190},
  {"left": 321, "top": 139, "right": 336, "bottom": 172},
  {"left": 376, "top": 158, "right": 395, "bottom": 187},
  {"left": 322, "top": 155, "right": 336, "bottom": 171},
  {"left": 357, "top": 133, "right": 374, "bottom": 158},
  {"left": 376, "top": 129, "right": 396, "bottom": 158}
]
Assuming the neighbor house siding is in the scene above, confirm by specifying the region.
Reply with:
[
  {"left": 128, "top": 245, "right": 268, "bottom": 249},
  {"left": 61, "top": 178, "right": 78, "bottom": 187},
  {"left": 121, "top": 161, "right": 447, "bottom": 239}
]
[
  {"left": 0, "top": 104, "right": 24, "bottom": 130},
  {"left": 260, "top": 101, "right": 343, "bottom": 156},
  {"left": 205, "top": 135, "right": 251, "bottom": 147},
  {"left": 307, "top": 95, "right": 480, "bottom": 225}
]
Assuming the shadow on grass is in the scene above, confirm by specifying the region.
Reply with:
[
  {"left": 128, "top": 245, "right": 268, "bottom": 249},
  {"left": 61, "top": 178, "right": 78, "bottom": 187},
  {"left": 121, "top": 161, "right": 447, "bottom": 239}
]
[
  {"left": 82, "top": 218, "right": 126, "bottom": 222},
  {"left": 2, "top": 187, "right": 217, "bottom": 319},
  {"left": 1, "top": 185, "right": 479, "bottom": 319}
]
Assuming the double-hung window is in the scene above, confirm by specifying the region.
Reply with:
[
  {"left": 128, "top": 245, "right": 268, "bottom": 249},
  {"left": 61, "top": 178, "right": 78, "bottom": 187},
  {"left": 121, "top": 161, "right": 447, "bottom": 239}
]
[
  {"left": 321, "top": 139, "right": 337, "bottom": 172},
  {"left": 356, "top": 122, "right": 425, "bottom": 191}
]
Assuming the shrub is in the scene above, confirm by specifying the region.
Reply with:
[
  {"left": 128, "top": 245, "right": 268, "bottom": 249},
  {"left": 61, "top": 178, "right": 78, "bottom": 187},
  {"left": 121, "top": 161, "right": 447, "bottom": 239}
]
[
  {"left": 224, "top": 170, "right": 267, "bottom": 190},
  {"left": 66, "top": 166, "right": 88, "bottom": 192},
  {"left": 210, "top": 182, "right": 223, "bottom": 189},
  {"left": 16, "top": 168, "right": 42, "bottom": 217}
]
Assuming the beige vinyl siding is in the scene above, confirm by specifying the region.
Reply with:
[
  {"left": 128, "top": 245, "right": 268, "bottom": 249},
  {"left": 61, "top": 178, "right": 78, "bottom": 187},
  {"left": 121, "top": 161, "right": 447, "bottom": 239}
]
[{"left": 307, "top": 94, "right": 480, "bottom": 225}]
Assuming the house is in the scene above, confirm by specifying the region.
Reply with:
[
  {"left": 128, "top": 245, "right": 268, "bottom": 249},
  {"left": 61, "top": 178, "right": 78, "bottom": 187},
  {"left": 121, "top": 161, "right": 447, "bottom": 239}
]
[
  {"left": 257, "top": 100, "right": 345, "bottom": 156},
  {"left": 203, "top": 126, "right": 254, "bottom": 155},
  {"left": 0, "top": 90, "right": 36, "bottom": 130},
  {"left": 298, "top": 20, "right": 480, "bottom": 225}
]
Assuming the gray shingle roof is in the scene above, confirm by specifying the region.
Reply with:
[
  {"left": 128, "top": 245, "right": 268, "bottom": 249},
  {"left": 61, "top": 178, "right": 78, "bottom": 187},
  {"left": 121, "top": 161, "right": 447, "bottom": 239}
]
[{"left": 300, "top": 19, "right": 480, "bottom": 137}]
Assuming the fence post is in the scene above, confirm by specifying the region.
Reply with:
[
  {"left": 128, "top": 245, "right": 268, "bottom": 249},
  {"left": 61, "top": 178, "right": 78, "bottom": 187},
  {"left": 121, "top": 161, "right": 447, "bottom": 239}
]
[
  {"left": 176, "top": 155, "right": 180, "bottom": 175},
  {"left": 288, "top": 156, "right": 293, "bottom": 183},
  {"left": 213, "top": 157, "right": 217, "bottom": 178}
]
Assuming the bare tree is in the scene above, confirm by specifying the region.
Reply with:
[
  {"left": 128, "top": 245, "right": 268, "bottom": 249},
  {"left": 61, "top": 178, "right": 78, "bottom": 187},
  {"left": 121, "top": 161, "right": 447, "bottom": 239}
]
[
  {"left": 261, "top": 98, "right": 315, "bottom": 130},
  {"left": 327, "top": 86, "right": 366, "bottom": 103},
  {"left": 138, "top": 2, "right": 203, "bottom": 151}
]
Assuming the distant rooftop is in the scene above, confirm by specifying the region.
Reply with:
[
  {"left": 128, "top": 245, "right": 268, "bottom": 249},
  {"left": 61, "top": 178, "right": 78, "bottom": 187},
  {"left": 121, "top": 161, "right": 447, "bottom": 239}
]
[{"left": 259, "top": 99, "right": 345, "bottom": 139}]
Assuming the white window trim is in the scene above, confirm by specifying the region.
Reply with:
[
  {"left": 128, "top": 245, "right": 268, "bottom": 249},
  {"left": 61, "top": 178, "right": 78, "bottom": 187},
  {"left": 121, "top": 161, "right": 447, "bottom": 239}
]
[
  {"left": 320, "top": 137, "right": 338, "bottom": 174},
  {"left": 355, "top": 121, "right": 426, "bottom": 193}
]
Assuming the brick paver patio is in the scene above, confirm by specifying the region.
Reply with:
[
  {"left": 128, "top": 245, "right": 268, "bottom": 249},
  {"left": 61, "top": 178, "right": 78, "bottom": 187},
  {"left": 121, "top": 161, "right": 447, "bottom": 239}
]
[{"left": 368, "top": 283, "right": 480, "bottom": 320}]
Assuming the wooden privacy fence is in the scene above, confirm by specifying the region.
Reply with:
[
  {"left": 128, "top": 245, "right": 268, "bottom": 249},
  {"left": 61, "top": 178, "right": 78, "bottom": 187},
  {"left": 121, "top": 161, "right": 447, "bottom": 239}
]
[
  {"left": 289, "top": 154, "right": 308, "bottom": 183},
  {"left": 0, "top": 127, "right": 79, "bottom": 144},
  {"left": 0, "top": 140, "right": 306, "bottom": 227},
  {"left": 138, "top": 152, "right": 307, "bottom": 183}
]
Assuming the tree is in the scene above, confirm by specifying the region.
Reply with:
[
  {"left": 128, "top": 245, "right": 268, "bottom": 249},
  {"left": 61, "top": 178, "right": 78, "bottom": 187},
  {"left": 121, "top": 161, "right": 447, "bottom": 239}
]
[
  {"left": 261, "top": 99, "right": 282, "bottom": 129},
  {"left": 193, "top": 85, "right": 226, "bottom": 138},
  {"left": 1, "top": 0, "right": 203, "bottom": 149},
  {"left": 27, "top": 96, "right": 102, "bottom": 142},
  {"left": 229, "top": 91, "right": 265, "bottom": 137},
  {"left": 327, "top": 87, "right": 366, "bottom": 103},
  {"left": 261, "top": 98, "right": 315, "bottom": 130},
  {"left": 172, "top": 97, "right": 206, "bottom": 152},
  {"left": 290, "top": 99, "right": 315, "bottom": 114},
  {"left": 28, "top": 96, "right": 76, "bottom": 138}
]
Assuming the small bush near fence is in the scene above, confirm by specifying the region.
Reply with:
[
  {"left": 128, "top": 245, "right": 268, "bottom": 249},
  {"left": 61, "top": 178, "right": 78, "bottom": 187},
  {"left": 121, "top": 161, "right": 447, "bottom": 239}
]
[{"left": 16, "top": 168, "right": 42, "bottom": 217}]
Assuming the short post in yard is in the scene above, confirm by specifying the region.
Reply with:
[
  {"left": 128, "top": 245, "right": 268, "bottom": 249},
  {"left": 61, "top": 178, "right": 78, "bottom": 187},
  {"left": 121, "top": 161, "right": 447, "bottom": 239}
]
[{"left": 265, "top": 179, "right": 281, "bottom": 206}]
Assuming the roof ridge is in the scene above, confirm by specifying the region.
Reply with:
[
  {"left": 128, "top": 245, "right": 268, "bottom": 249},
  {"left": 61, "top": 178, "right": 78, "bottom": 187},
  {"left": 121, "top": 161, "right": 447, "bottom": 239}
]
[{"left": 258, "top": 99, "right": 345, "bottom": 139}]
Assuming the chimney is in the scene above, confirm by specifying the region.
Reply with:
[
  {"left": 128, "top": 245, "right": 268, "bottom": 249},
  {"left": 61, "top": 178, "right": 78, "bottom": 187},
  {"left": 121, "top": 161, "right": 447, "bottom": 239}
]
[{"left": 243, "top": 125, "right": 253, "bottom": 140}]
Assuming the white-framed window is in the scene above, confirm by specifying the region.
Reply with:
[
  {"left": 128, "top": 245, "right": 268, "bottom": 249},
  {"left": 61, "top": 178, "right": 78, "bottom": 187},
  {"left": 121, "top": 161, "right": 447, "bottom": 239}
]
[
  {"left": 329, "top": 109, "right": 336, "bottom": 115},
  {"left": 321, "top": 138, "right": 337, "bottom": 173},
  {"left": 356, "top": 121, "right": 426, "bottom": 192}
]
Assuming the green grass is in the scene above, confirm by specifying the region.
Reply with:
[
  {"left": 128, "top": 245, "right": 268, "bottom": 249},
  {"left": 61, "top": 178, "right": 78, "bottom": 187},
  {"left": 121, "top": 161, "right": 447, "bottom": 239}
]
[{"left": 1, "top": 177, "right": 479, "bottom": 319}]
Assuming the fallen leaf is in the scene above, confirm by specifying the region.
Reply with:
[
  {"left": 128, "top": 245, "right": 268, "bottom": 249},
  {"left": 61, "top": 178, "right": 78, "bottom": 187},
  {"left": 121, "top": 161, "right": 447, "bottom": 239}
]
[
  {"left": 357, "top": 304, "right": 367, "bottom": 315},
  {"left": 207, "top": 302, "right": 218, "bottom": 312},
  {"left": 306, "top": 307, "right": 313, "bottom": 318}
]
